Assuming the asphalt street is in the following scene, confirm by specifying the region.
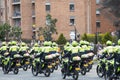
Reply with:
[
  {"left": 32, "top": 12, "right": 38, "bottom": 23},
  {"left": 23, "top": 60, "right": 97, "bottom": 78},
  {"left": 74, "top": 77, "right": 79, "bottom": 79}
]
[{"left": 0, "top": 63, "right": 105, "bottom": 80}]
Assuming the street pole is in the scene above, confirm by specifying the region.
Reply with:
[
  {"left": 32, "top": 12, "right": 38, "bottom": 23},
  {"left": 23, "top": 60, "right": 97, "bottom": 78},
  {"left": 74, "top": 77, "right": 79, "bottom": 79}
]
[
  {"left": 74, "top": 25, "right": 77, "bottom": 41},
  {"left": 94, "top": 26, "right": 98, "bottom": 54}
]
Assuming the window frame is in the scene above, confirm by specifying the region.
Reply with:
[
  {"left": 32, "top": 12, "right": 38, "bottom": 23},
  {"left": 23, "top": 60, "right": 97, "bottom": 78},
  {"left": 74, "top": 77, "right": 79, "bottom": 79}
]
[
  {"left": 69, "top": 3, "right": 75, "bottom": 12},
  {"left": 70, "top": 16, "right": 75, "bottom": 26},
  {"left": 96, "top": 20, "right": 101, "bottom": 28},
  {"left": 45, "top": 3, "right": 51, "bottom": 12}
]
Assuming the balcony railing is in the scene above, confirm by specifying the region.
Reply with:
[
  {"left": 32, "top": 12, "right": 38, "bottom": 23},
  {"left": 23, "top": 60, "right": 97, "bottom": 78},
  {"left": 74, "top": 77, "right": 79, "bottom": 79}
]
[
  {"left": 12, "top": 12, "right": 21, "bottom": 19},
  {"left": 12, "top": 0, "right": 20, "bottom": 5}
]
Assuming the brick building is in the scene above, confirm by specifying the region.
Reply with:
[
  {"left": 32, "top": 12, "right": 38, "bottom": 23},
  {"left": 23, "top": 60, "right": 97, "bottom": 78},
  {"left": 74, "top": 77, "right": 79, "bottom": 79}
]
[
  {"left": 0, "top": 0, "right": 116, "bottom": 40},
  {"left": 0, "top": 0, "right": 7, "bottom": 24},
  {"left": 94, "top": 0, "right": 116, "bottom": 34}
]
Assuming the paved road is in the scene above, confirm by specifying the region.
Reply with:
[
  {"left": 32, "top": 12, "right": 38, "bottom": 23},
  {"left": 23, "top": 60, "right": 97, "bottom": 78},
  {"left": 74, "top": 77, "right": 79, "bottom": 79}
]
[{"left": 0, "top": 64, "right": 104, "bottom": 80}]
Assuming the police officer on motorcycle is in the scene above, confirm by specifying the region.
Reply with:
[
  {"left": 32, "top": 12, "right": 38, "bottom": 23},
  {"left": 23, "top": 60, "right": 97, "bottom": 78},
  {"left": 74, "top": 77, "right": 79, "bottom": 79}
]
[
  {"left": 0, "top": 42, "right": 8, "bottom": 56},
  {"left": 9, "top": 41, "right": 19, "bottom": 58},
  {"left": 19, "top": 42, "right": 29, "bottom": 56}
]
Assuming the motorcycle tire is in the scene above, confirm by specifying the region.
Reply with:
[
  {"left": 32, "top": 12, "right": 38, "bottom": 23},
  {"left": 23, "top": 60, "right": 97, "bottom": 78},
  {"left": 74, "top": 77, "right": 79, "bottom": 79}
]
[
  {"left": 44, "top": 68, "right": 51, "bottom": 77},
  {"left": 31, "top": 65, "right": 38, "bottom": 76},
  {"left": 23, "top": 65, "right": 28, "bottom": 71},
  {"left": 2, "top": 65, "right": 9, "bottom": 74},
  {"left": 13, "top": 68, "right": 19, "bottom": 74},
  {"left": 61, "top": 69, "right": 66, "bottom": 79},
  {"left": 54, "top": 65, "right": 58, "bottom": 70},
  {"left": 50, "top": 67, "right": 54, "bottom": 73},
  {"left": 73, "top": 70, "right": 79, "bottom": 80},
  {"left": 81, "top": 67, "right": 86, "bottom": 75},
  {"left": 96, "top": 65, "right": 104, "bottom": 78}
]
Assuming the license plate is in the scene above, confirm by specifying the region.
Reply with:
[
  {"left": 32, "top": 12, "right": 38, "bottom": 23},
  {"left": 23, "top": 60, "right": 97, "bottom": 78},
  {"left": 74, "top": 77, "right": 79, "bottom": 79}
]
[
  {"left": 56, "top": 61, "right": 59, "bottom": 64},
  {"left": 48, "top": 65, "right": 52, "bottom": 68},
  {"left": 75, "top": 68, "right": 80, "bottom": 71},
  {"left": 16, "top": 63, "right": 21, "bottom": 66},
  {"left": 84, "top": 64, "right": 88, "bottom": 67},
  {"left": 25, "top": 62, "right": 30, "bottom": 64},
  {"left": 52, "top": 63, "right": 55, "bottom": 66},
  {"left": 89, "top": 61, "right": 93, "bottom": 64}
]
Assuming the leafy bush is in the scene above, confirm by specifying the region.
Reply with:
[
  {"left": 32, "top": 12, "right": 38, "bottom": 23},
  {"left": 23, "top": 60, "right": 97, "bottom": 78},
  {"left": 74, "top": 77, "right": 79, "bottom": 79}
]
[
  {"left": 82, "top": 33, "right": 89, "bottom": 41},
  {"left": 102, "top": 32, "right": 113, "bottom": 44},
  {"left": 57, "top": 33, "right": 67, "bottom": 45},
  {"left": 81, "top": 32, "right": 117, "bottom": 44}
]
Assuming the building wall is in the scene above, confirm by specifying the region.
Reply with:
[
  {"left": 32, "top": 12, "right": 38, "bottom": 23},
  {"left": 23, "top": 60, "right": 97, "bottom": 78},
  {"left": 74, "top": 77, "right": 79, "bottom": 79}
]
[
  {"left": 21, "top": 0, "right": 33, "bottom": 39},
  {"left": 1, "top": 0, "right": 117, "bottom": 40},
  {"left": 90, "top": 0, "right": 96, "bottom": 34},
  {"left": 9, "top": 0, "right": 33, "bottom": 39},
  {"left": 36, "top": 0, "right": 87, "bottom": 40},
  {"left": 0, "top": 0, "right": 6, "bottom": 24},
  {"left": 92, "top": 0, "right": 116, "bottom": 34}
]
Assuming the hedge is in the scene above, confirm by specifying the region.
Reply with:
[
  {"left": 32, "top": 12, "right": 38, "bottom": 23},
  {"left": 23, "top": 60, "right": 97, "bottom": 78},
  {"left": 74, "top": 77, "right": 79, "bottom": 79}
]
[{"left": 81, "top": 32, "right": 117, "bottom": 44}]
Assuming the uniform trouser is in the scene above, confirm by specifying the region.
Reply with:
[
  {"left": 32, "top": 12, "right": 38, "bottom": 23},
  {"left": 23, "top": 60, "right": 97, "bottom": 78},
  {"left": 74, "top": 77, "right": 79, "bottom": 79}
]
[
  {"left": 8, "top": 51, "right": 17, "bottom": 68},
  {"left": 20, "top": 51, "right": 26, "bottom": 56},
  {"left": 64, "top": 53, "right": 78, "bottom": 72},
  {"left": 107, "top": 65, "right": 113, "bottom": 76},
  {"left": 1, "top": 50, "right": 6, "bottom": 56},
  {"left": 41, "top": 53, "right": 48, "bottom": 61},
  {"left": 107, "top": 61, "right": 114, "bottom": 76},
  {"left": 10, "top": 51, "right": 17, "bottom": 58},
  {"left": 114, "top": 54, "right": 120, "bottom": 75},
  {"left": 114, "top": 64, "right": 120, "bottom": 75},
  {"left": 70, "top": 53, "right": 79, "bottom": 60},
  {"left": 64, "top": 50, "right": 67, "bottom": 54},
  {"left": 63, "top": 62, "right": 69, "bottom": 72},
  {"left": 114, "top": 61, "right": 120, "bottom": 75}
]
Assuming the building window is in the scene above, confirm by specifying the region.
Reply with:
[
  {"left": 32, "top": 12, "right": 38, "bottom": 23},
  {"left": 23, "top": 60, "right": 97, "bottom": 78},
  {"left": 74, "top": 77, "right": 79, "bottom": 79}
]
[
  {"left": 69, "top": 3, "right": 74, "bottom": 11},
  {"left": 70, "top": 16, "right": 75, "bottom": 25},
  {"left": 96, "top": 0, "right": 100, "bottom": 4},
  {"left": 45, "top": 3, "right": 50, "bottom": 12},
  {"left": 96, "top": 20, "right": 101, "bottom": 27},
  {"left": 96, "top": 9, "right": 100, "bottom": 15},
  {"left": 14, "top": 19, "right": 21, "bottom": 27}
]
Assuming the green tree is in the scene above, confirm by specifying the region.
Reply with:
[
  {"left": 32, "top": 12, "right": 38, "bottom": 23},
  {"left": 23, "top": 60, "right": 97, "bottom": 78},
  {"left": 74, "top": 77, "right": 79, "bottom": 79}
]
[
  {"left": 0, "top": 23, "right": 22, "bottom": 41},
  {"left": 11, "top": 26, "right": 22, "bottom": 40},
  {"left": 102, "top": 0, "right": 120, "bottom": 18},
  {"left": 102, "top": 32, "right": 113, "bottom": 44},
  {"left": 57, "top": 33, "right": 67, "bottom": 45},
  {"left": 0, "top": 23, "right": 11, "bottom": 41},
  {"left": 39, "top": 14, "right": 57, "bottom": 41},
  {"left": 101, "top": 0, "right": 120, "bottom": 39},
  {"left": 0, "top": 25, "right": 4, "bottom": 40}
]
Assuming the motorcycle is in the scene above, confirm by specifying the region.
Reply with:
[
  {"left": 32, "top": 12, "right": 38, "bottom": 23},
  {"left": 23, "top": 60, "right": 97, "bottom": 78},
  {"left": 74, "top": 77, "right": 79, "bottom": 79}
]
[
  {"left": 2, "top": 53, "right": 22, "bottom": 74},
  {"left": 54, "top": 52, "right": 60, "bottom": 70},
  {"left": 2, "top": 52, "right": 10, "bottom": 74},
  {"left": 21, "top": 53, "right": 30, "bottom": 71},
  {"left": 96, "top": 58, "right": 106, "bottom": 78},
  {"left": 103, "top": 60, "right": 114, "bottom": 80},
  {"left": 80, "top": 54, "right": 89, "bottom": 75},
  {"left": 87, "top": 52, "right": 94, "bottom": 72},
  {"left": 61, "top": 56, "right": 81, "bottom": 80},
  {"left": 50, "top": 54, "right": 56, "bottom": 73},
  {"left": 31, "top": 54, "right": 53, "bottom": 77}
]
